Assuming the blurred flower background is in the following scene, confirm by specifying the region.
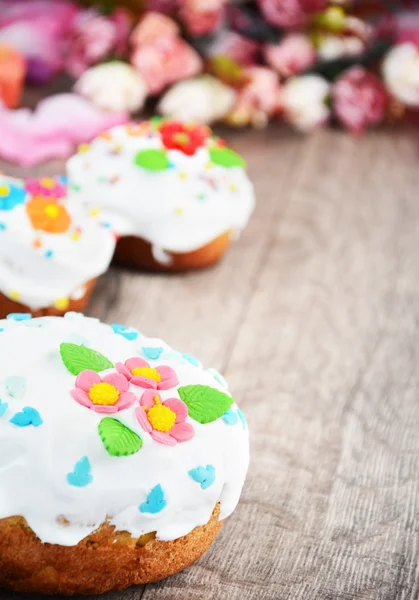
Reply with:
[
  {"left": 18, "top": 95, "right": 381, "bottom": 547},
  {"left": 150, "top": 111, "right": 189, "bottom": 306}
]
[{"left": 0, "top": 0, "right": 417, "bottom": 164}]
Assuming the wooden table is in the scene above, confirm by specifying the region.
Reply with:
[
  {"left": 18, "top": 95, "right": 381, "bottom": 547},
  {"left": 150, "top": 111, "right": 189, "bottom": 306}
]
[{"left": 2, "top": 126, "right": 419, "bottom": 599}]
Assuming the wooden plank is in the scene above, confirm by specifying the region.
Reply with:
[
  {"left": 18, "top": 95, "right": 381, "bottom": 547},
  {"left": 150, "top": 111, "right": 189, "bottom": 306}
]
[{"left": 138, "top": 130, "right": 419, "bottom": 599}]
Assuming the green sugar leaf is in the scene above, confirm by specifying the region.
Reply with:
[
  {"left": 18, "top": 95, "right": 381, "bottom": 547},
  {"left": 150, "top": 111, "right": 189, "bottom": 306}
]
[
  {"left": 208, "top": 147, "right": 246, "bottom": 169},
  {"left": 98, "top": 418, "right": 143, "bottom": 457},
  {"left": 134, "top": 149, "right": 170, "bottom": 171},
  {"left": 177, "top": 384, "right": 233, "bottom": 424},
  {"left": 60, "top": 343, "right": 113, "bottom": 376}
]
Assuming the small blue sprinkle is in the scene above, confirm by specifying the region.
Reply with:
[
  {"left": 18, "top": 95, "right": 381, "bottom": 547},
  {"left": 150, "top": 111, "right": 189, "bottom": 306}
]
[
  {"left": 10, "top": 406, "right": 43, "bottom": 428},
  {"left": 142, "top": 346, "right": 164, "bottom": 360},
  {"left": 45, "top": 249, "right": 54, "bottom": 258},
  {"left": 189, "top": 465, "right": 216, "bottom": 490},
  {"left": 0, "top": 328, "right": 4, "bottom": 333},
  {"left": 6, "top": 313, "right": 32, "bottom": 321},
  {"left": 5, "top": 375, "right": 26, "bottom": 399},
  {"left": 58, "top": 175, "right": 68, "bottom": 185},
  {"left": 101, "top": 221, "right": 112, "bottom": 229},
  {"left": 182, "top": 353, "right": 200, "bottom": 367},
  {"left": 111, "top": 323, "right": 139, "bottom": 341},
  {"left": 237, "top": 408, "right": 246, "bottom": 430},
  {"left": 0, "top": 400, "right": 8, "bottom": 417},
  {"left": 139, "top": 484, "right": 167, "bottom": 514},
  {"left": 67, "top": 457, "right": 93, "bottom": 488},
  {"left": 222, "top": 408, "right": 238, "bottom": 425},
  {"left": 0, "top": 223, "right": 6, "bottom": 231},
  {"left": 208, "top": 368, "right": 228, "bottom": 389}
]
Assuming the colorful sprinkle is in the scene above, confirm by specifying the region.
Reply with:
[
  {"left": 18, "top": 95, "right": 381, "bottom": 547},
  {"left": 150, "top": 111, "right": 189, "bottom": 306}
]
[
  {"left": 222, "top": 408, "right": 238, "bottom": 425},
  {"left": 182, "top": 353, "right": 200, "bottom": 367},
  {"left": 9, "top": 290, "right": 21, "bottom": 301},
  {"left": 0, "top": 183, "right": 26, "bottom": 211},
  {"left": 6, "top": 313, "right": 32, "bottom": 321},
  {"left": 67, "top": 457, "right": 93, "bottom": 487},
  {"left": 45, "top": 249, "right": 54, "bottom": 258},
  {"left": 10, "top": 406, "right": 43, "bottom": 428},
  {"left": 174, "top": 207, "right": 184, "bottom": 215},
  {"left": 142, "top": 347, "right": 164, "bottom": 360},
  {"left": 111, "top": 323, "right": 139, "bottom": 341},
  {"left": 0, "top": 222, "right": 6, "bottom": 230},
  {"left": 189, "top": 465, "right": 216, "bottom": 490},
  {"left": 54, "top": 297, "right": 70, "bottom": 311},
  {"left": 5, "top": 375, "right": 26, "bottom": 399},
  {"left": 89, "top": 207, "right": 100, "bottom": 217},
  {"left": 0, "top": 400, "right": 8, "bottom": 417},
  {"left": 139, "top": 484, "right": 167, "bottom": 514},
  {"left": 78, "top": 143, "right": 90, "bottom": 153}
]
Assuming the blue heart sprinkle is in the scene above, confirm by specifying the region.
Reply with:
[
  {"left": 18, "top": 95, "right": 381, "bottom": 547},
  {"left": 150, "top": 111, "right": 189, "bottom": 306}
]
[
  {"left": 0, "top": 223, "right": 6, "bottom": 231},
  {"left": 207, "top": 368, "right": 228, "bottom": 389},
  {"left": 139, "top": 484, "right": 167, "bottom": 514},
  {"left": 10, "top": 406, "right": 43, "bottom": 428},
  {"left": 67, "top": 457, "right": 93, "bottom": 488},
  {"left": 142, "top": 346, "right": 164, "bottom": 360},
  {"left": 222, "top": 408, "right": 238, "bottom": 425},
  {"left": 45, "top": 249, "right": 54, "bottom": 258},
  {"left": 0, "top": 328, "right": 4, "bottom": 333},
  {"left": 5, "top": 375, "right": 26, "bottom": 399},
  {"left": 182, "top": 353, "right": 200, "bottom": 367},
  {"left": 0, "top": 400, "right": 8, "bottom": 417},
  {"left": 237, "top": 408, "right": 246, "bottom": 430},
  {"left": 189, "top": 465, "right": 216, "bottom": 490},
  {"left": 111, "top": 323, "right": 139, "bottom": 341},
  {"left": 6, "top": 313, "right": 32, "bottom": 321}
]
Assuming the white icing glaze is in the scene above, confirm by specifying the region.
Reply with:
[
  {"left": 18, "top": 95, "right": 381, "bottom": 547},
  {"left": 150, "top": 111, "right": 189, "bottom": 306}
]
[
  {"left": 0, "top": 176, "right": 115, "bottom": 310},
  {"left": 0, "top": 314, "right": 249, "bottom": 546},
  {"left": 66, "top": 121, "right": 255, "bottom": 255}
]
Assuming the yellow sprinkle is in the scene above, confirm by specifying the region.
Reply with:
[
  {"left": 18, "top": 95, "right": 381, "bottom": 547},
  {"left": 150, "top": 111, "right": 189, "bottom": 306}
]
[
  {"left": 229, "top": 183, "right": 238, "bottom": 192},
  {"left": 178, "top": 171, "right": 188, "bottom": 180},
  {"left": 89, "top": 207, "right": 100, "bottom": 217},
  {"left": 205, "top": 162, "right": 213, "bottom": 170},
  {"left": 9, "top": 290, "right": 21, "bottom": 300},
  {"left": 54, "top": 297, "right": 69, "bottom": 311},
  {"left": 78, "top": 143, "right": 90, "bottom": 154},
  {"left": 174, "top": 207, "right": 184, "bottom": 216},
  {"left": 71, "top": 231, "right": 81, "bottom": 241},
  {"left": 0, "top": 185, "right": 9, "bottom": 197}
]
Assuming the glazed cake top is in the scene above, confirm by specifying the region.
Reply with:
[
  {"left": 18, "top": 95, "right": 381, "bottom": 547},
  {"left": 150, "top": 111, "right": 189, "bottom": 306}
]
[
  {"left": 0, "top": 176, "right": 115, "bottom": 310},
  {"left": 66, "top": 119, "right": 255, "bottom": 261},
  {"left": 0, "top": 313, "right": 249, "bottom": 546}
]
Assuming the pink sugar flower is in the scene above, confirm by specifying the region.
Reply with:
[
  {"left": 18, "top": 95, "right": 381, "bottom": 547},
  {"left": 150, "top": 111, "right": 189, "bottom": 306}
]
[
  {"left": 332, "top": 66, "right": 388, "bottom": 133},
  {"left": 25, "top": 177, "right": 66, "bottom": 199},
  {"left": 136, "top": 390, "right": 194, "bottom": 446},
  {"left": 116, "top": 357, "right": 178, "bottom": 390},
  {"left": 264, "top": 34, "right": 315, "bottom": 78},
  {"left": 71, "top": 370, "right": 136, "bottom": 414}
]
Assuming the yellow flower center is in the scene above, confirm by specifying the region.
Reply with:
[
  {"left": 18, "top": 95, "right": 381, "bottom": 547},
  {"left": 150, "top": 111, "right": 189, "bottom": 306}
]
[
  {"left": 0, "top": 185, "right": 9, "bottom": 197},
  {"left": 40, "top": 177, "right": 55, "bottom": 189},
  {"left": 89, "top": 382, "right": 120, "bottom": 406},
  {"left": 44, "top": 204, "right": 60, "bottom": 218},
  {"left": 131, "top": 366, "right": 161, "bottom": 382},
  {"left": 173, "top": 132, "right": 190, "bottom": 146},
  {"left": 146, "top": 396, "right": 176, "bottom": 432}
]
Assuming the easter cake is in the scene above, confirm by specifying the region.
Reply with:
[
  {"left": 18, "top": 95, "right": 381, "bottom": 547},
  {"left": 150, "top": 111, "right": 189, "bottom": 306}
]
[
  {"left": 0, "top": 313, "right": 249, "bottom": 595},
  {"left": 66, "top": 119, "right": 255, "bottom": 271},
  {"left": 0, "top": 175, "right": 115, "bottom": 318}
]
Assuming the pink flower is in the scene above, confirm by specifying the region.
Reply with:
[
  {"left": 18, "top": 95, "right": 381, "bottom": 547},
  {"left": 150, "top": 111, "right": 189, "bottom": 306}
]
[
  {"left": 179, "top": 0, "right": 226, "bottom": 37},
  {"left": 0, "top": 0, "right": 80, "bottom": 82},
  {"left": 66, "top": 9, "right": 117, "bottom": 78},
  {"left": 116, "top": 357, "right": 178, "bottom": 390},
  {"left": 264, "top": 34, "right": 315, "bottom": 78},
  {"left": 131, "top": 13, "right": 202, "bottom": 95},
  {"left": 25, "top": 177, "right": 66, "bottom": 198},
  {"left": 227, "top": 67, "right": 280, "bottom": 128},
  {"left": 332, "top": 66, "right": 388, "bottom": 133},
  {"left": 208, "top": 32, "right": 260, "bottom": 67},
  {"left": 258, "top": 0, "right": 327, "bottom": 29},
  {"left": 112, "top": 7, "right": 132, "bottom": 56},
  {"left": 136, "top": 390, "right": 194, "bottom": 446},
  {"left": 71, "top": 370, "right": 136, "bottom": 414}
]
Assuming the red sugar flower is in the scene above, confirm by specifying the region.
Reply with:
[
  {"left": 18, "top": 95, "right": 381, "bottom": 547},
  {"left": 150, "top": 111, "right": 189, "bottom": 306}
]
[{"left": 160, "top": 120, "right": 210, "bottom": 156}]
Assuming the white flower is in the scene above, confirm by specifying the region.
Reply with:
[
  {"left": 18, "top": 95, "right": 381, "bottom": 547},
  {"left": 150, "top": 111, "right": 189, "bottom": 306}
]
[
  {"left": 75, "top": 61, "right": 148, "bottom": 113},
  {"left": 318, "top": 34, "right": 364, "bottom": 61},
  {"left": 158, "top": 75, "right": 236, "bottom": 124},
  {"left": 280, "top": 75, "right": 330, "bottom": 132},
  {"left": 383, "top": 43, "right": 419, "bottom": 107}
]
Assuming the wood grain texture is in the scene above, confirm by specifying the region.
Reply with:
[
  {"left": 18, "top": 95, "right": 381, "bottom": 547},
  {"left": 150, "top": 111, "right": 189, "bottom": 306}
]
[{"left": 1, "top": 127, "right": 419, "bottom": 599}]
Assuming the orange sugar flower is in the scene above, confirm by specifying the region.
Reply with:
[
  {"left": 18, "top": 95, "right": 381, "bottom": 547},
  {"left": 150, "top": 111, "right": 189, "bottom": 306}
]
[{"left": 26, "top": 195, "right": 71, "bottom": 234}]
